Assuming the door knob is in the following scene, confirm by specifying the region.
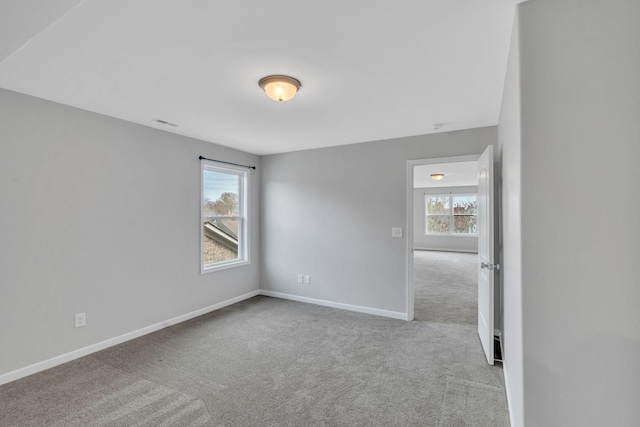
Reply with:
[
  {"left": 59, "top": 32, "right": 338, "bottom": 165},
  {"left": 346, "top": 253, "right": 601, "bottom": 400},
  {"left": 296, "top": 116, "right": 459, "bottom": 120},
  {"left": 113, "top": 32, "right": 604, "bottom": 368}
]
[{"left": 480, "top": 262, "right": 501, "bottom": 271}]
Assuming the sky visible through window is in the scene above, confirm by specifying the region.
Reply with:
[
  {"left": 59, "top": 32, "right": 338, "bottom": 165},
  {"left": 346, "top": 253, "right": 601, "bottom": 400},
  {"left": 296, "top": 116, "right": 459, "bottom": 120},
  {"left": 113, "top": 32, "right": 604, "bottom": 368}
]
[
  {"left": 204, "top": 170, "right": 238, "bottom": 202},
  {"left": 453, "top": 195, "right": 476, "bottom": 208}
]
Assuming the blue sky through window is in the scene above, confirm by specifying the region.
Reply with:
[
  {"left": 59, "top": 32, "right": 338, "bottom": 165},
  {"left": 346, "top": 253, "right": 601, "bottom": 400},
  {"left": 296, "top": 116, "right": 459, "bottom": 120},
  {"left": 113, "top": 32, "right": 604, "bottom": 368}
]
[{"left": 204, "top": 170, "right": 239, "bottom": 202}]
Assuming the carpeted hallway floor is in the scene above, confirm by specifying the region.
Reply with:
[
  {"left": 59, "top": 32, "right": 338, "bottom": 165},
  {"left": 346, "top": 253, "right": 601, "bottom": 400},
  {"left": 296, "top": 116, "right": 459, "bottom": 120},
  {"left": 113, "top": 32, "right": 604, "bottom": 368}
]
[
  {"left": 414, "top": 250, "right": 478, "bottom": 325},
  {"left": 0, "top": 251, "right": 509, "bottom": 426}
]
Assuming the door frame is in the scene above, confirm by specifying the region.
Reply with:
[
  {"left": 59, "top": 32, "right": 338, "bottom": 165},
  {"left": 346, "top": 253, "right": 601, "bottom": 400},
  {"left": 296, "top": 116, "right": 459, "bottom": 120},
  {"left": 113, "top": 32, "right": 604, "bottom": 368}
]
[{"left": 405, "top": 154, "right": 481, "bottom": 321}]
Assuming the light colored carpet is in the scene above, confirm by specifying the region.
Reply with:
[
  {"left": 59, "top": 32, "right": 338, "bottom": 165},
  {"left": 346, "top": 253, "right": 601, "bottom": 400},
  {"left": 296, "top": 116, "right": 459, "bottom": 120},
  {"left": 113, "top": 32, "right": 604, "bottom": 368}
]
[
  {"left": 51, "top": 377, "right": 212, "bottom": 427},
  {"left": 0, "top": 251, "right": 509, "bottom": 426},
  {"left": 414, "top": 250, "right": 478, "bottom": 325},
  {"left": 438, "top": 376, "right": 510, "bottom": 427}
]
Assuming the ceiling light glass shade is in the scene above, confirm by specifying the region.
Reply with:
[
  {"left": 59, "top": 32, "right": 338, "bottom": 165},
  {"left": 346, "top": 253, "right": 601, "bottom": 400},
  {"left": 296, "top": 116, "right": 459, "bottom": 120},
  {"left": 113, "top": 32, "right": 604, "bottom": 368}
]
[
  {"left": 259, "top": 75, "right": 301, "bottom": 102},
  {"left": 431, "top": 174, "right": 445, "bottom": 180}
]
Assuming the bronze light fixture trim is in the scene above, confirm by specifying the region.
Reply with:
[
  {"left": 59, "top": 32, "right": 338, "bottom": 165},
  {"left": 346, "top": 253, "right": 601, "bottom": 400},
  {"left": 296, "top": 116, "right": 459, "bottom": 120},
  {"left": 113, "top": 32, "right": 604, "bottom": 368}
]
[{"left": 258, "top": 75, "right": 302, "bottom": 102}]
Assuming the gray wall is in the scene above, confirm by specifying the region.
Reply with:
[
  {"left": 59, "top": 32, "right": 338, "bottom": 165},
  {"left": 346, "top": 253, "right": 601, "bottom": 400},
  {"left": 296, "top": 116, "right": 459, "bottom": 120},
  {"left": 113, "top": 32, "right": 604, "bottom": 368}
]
[
  {"left": 497, "top": 9, "right": 523, "bottom": 427},
  {"left": 413, "top": 186, "right": 479, "bottom": 253},
  {"left": 260, "top": 128, "right": 494, "bottom": 315},
  {"left": 0, "top": 89, "right": 260, "bottom": 376},
  {"left": 500, "top": 1, "right": 640, "bottom": 425}
]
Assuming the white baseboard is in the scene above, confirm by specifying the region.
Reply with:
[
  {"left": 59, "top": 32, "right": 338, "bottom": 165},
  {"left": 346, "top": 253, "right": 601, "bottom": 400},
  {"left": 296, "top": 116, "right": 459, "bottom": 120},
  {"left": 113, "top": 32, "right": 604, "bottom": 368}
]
[
  {"left": 0, "top": 290, "right": 260, "bottom": 386},
  {"left": 259, "top": 290, "right": 409, "bottom": 321},
  {"left": 414, "top": 247, "right": 478, "bottom": 254}
]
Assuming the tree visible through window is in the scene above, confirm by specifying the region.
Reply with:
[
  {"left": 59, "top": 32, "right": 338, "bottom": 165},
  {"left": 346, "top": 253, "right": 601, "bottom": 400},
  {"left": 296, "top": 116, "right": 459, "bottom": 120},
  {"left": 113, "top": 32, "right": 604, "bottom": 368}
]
[
  {"left": 201, "top": 162, "right": 248, "bottom": 272},
  {"left": 425, "top": 194, "right": 477, "bottom": 234}
]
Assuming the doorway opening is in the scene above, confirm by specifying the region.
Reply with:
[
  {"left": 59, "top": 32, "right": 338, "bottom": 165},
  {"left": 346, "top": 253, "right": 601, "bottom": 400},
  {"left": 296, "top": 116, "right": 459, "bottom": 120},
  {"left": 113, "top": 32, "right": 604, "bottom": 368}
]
[
  {"left": 408, "top": 158, "right": 479, "bottom": 323},
  {"left": 405, "top": 155, "right": 480, "bottom": 322},
  {"left": 406, "top": 149, "right": 499, "bottom": 364}
]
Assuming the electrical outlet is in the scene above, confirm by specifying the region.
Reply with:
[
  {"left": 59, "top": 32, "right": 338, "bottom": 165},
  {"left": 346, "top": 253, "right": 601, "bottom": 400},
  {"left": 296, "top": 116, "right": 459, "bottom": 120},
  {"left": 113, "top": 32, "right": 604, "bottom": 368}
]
[
  {"left": 297, "top": 274, "right": 303, "bottom": 284},
  {"left": 75, "top": 312, "right": 86, "bottom": 328},
  {"left": 304, "top": 275, "right": 311, "bottom": 284}
]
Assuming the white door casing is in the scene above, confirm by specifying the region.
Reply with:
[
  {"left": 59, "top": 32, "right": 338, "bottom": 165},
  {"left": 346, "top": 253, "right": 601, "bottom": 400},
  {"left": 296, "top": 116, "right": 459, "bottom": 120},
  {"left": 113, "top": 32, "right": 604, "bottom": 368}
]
[{"left": 477, "top": 145, "right": 495, "bottom": 365}]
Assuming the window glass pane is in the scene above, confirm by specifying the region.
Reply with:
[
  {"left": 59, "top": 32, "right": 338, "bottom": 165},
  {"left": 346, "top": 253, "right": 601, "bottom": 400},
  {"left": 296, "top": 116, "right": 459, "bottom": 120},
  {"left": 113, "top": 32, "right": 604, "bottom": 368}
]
[
  {"left": 452, "top": 195, "right": 477, "bottom": 215},
  {"left": 203, "top": 218, "right": 239, "bottom": 265},
  {"left": 453, "top": 215, "right": 477, "bottom": 234},
  {"left": 427, "top": 215, "right": 450, "bottom": 233},
  {"left": 426, "top": 196, "right": 450, "bottom": 215},
  {"left": 203, "top": 170, "right": 239, "bottom": 217},
  {"left": 201, "top": 163, "right": 248, "bottom": 273}
]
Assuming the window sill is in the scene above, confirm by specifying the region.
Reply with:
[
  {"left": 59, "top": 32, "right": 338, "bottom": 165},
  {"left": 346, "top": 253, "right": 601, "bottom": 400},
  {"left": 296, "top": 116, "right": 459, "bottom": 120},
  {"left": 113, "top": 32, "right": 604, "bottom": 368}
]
[
  {"left": 424, "top": 233, "right": 478, "bottom": 237},
  {"left": 201, "top": 259, "right": 250, "bottom": 274}
]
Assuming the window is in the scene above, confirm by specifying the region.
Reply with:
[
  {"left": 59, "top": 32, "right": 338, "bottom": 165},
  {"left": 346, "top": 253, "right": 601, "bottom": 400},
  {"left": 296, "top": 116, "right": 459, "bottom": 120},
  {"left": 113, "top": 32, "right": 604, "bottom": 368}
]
[
  {"left": 425, "top": 194, "right": 477, "bottom": 235},
  {"left": 201, "top": 161, "right": 249, "bottom": 273}
]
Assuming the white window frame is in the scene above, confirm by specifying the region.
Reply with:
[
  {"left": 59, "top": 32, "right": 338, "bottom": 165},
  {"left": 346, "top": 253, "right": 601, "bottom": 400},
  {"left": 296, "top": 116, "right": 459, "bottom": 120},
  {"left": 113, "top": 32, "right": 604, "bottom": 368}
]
[
  {"left": 425, "top": 193, "right": 477, "bottom": 235},
  {"left": 201, "top": 161, "right": 249, "bottom": 273}
]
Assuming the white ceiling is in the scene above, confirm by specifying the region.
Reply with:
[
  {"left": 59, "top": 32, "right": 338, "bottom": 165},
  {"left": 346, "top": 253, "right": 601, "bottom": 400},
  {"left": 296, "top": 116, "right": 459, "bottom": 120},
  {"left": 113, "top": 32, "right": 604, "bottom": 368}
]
[
  {"left": 0, "top": 0, "right": 516, "bottom": 155},
  {"left": 414, "top": 161, "right": 478, "bottom": 188}
]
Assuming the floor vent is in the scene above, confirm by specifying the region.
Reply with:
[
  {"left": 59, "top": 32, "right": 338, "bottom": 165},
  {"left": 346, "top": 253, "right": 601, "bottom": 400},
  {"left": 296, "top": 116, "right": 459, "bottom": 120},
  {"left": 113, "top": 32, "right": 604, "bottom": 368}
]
[{"left": 494, "top": 335, "right": 503, "bottom": 362}]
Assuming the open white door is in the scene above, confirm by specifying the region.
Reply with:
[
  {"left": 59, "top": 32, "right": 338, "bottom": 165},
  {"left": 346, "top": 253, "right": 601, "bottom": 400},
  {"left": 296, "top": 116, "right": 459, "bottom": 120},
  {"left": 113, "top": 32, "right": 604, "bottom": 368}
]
[{"left": 477, "top": 145, "right": 496, "bottom": 365}]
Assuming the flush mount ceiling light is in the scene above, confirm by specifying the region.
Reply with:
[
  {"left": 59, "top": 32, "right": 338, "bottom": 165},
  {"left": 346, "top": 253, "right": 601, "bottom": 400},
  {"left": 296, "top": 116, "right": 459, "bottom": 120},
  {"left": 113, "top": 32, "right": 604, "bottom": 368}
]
[
  {"left": 431, "top": 173, "right": 445, "bottom": 181},
  {"left": 258, "top": 75, "right": 301, "bottom": 102}
]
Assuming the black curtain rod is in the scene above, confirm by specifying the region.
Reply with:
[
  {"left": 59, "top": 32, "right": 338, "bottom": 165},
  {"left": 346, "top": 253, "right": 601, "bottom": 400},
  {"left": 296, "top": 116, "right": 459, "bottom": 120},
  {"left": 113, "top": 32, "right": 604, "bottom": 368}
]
[{"left": 199, "top": 156, "right": 256, "bottom": 170}]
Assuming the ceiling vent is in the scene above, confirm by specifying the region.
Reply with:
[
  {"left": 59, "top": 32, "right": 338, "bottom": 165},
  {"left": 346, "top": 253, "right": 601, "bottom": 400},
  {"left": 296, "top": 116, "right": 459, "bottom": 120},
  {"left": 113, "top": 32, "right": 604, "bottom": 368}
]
[{"left": 153, "top": 119, "right": 178, "bottom": 127}]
